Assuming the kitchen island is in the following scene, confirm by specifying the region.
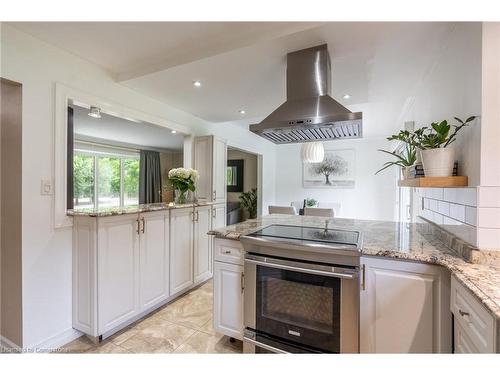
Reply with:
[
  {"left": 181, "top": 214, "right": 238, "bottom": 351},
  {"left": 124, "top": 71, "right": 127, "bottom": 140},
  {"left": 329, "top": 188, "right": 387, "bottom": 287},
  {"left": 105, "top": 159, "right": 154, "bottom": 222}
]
[{"left": 209, "top": 214, "right": 500, "bottom": 353}]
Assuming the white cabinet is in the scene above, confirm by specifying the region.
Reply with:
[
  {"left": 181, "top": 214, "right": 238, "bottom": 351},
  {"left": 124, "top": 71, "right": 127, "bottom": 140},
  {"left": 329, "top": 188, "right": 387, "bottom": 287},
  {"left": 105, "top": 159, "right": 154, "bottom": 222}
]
[
  {"left": 170, "top": 208, "right": 194, "bottom": 295},
  {"left": 213, "top": 261, "right": 244, "bottom": 339},
  {"left": 139, "top": 211, "right": 170, "bottom": 311},
  {"left": 193, "top": 136, "right": 227, "bottom": 203},
  {"left": 450, "top": 275, "right": 496, "bottom": 353},
  {"left": 212, "top": 203, "right": 226, "bottom": 230},
  {"left": 194, "top": 205, "right": 212, "bottom": 283},
  {"left": 97, "top": 215, "right": 140, "bottom": 334},
  {"left": 213, "top": 238, "right": 244, "bottom": 339},
  {"left": 212, "top": 137, "right": 227, "bottom": 203},
  {"left": 360, "top": 256, "right": 451, "bottom": 353},
  {"left": 73, "top": 211, "right": 170, "bottom": 337}
]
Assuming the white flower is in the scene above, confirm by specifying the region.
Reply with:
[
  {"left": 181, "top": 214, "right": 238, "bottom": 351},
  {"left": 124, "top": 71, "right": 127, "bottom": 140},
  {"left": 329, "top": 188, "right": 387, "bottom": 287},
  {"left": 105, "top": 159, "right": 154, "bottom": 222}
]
[{"left": 168, "top": 167, "right": 199, "bottom": 181}]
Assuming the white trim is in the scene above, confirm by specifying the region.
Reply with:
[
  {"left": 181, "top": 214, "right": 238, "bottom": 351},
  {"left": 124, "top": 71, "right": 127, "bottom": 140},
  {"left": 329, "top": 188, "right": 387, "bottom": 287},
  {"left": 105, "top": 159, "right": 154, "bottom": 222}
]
[
  {"left": 54, "top": 82, "right": 192, "bottom": 228},
  {"left": 29, "top": 328, "right": 83, "bottom": 352},
  {"left": 1, "top": 335, "right": 22, "bottom": 351}
]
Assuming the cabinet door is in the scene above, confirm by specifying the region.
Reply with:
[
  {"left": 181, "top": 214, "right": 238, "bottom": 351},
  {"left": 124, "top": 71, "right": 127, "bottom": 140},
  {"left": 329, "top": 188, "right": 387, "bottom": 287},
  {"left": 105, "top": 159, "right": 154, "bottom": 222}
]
[
  {"left": 139, "top": 211, "right": 169, "bottom": 311},
  {"left": 212, "top": 203, "right": 226, "bottom": 229},
  {"left": 170, "top": 208, "right": 194, "bottom": 295},
  {"left": 193, "top": 136, "right": 213, "bottom": 201},
  {"left": 213, "top": 261, "right": 243, "bottom": 339},
  {"left": 454, "top": 320, "right": 480, "bottom": 353},
  {"left": 97, "top": 215, "right": 140, "bottom": 334},
  {"left": 212, "top": 137, "right": 227, "bottom": 203},
  {"left": 360, "top": 256, "right": 451, "bottom": 353},
  {"left": 194, "top": 206, "right": 212, "bottom": 283}
]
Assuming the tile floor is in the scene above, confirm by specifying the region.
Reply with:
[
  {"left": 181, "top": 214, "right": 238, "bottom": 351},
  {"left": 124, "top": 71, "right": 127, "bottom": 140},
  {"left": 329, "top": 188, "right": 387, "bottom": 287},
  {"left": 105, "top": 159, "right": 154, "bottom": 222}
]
[{"left": 61, "top": 280, "right": 243, "bottom": 354}]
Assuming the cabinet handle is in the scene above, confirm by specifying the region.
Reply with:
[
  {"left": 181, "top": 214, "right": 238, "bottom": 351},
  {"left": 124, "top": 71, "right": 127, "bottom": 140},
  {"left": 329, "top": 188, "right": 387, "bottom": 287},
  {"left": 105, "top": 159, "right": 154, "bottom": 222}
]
[
  {"left": 459, "top": 309, "right": 470, "bottom": 317},
  {"left": 361, "top": 264, "right": 366, "bottom": 291},
  {"left": 196, "top": 211, "right": 199, "bottom": 222},
  {"left": 213, "top": 190, "right": 216, "bottom": 200},
  {"left": 241, "top": 272, "right": 245, "bottom": 294},
  {"left": 212, "top": 209, "right": 217, "bottom": 218},
  {"left": 136, "top": 219, "right": 140, "bottom": 235},
  {"left": 224, "top": 250, "right": 231, "bottom": 254},
  {"left": 141, "top": 217, "right": 145, "bottom": 234}
]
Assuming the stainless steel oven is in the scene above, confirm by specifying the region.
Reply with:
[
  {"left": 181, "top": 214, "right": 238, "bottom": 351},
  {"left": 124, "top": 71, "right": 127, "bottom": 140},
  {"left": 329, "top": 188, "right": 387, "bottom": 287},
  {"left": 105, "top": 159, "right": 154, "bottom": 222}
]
[{"left": 241, "top": 224, "right": 361, "bottom": 354}]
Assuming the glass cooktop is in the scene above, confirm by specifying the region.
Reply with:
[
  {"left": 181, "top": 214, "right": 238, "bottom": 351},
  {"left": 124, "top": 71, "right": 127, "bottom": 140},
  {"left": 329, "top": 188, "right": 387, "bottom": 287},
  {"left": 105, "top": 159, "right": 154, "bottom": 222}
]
[{"left": 248, "top": 224, "right": 360, "bottom": 247}]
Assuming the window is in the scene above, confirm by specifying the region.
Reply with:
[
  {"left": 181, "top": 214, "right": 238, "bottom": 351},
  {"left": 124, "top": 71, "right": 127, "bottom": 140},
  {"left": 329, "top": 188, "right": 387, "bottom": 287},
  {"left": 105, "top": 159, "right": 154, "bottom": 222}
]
[{"left": 73, "top": 146, "right": 140, "bottom": 210}]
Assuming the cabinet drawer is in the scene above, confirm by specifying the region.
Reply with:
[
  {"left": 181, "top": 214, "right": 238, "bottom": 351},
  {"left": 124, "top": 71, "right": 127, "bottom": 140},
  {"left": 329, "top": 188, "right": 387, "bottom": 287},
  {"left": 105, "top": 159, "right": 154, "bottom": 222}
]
[
  {"left": 451, "top": 275, "right": 495, "bottom": 353},
  {"left": 214, "top": 238, "right": 244, "bottom": 265}
]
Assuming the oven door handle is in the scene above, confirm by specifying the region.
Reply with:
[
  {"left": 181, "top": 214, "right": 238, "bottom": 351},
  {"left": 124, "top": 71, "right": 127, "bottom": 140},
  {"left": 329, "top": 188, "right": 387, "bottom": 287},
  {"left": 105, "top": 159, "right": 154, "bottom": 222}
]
[
  {"left": 243, "top": 336, "right": 290, "bottom": 354},
  {"left": 245, "top": 258, "right": 356, "bottom": 279}
]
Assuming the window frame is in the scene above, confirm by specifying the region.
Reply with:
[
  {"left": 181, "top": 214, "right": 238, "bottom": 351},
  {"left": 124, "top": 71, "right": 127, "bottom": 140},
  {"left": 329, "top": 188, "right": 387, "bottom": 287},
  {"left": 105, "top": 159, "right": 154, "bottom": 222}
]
[{"left": 73, "top": 146, "right": 140, "bottom": 210}]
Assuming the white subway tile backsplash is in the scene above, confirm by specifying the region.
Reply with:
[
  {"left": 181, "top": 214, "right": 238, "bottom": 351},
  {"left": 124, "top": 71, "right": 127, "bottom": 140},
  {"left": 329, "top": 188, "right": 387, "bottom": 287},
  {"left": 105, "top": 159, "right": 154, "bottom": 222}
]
[
  {"left": 449, "top": 203, "right": 466, "bottom": 222},
  {"left": 465, "top": 206, "right": 477, "bottom": 226},
  {"left": 461, "top": 188, "right": 477, "bottom": 206},
  {"left": 430, "top": 188, "right": 444, "bottom": 200},
  {"left": 477, "top": 207, "right": 500, "bottom": 229},
  {"left": 478, "top": 186, "right": 500, "bottom": 208},
  {"left": 437, "top": 201, "right": 450, "bottom": 216},
  {"left": 414, "top": 186, "right": 479, "bottom": 247},
  {"left": 424, "top": 198, "right": 430, "bottom": 209},
  {"left": 429, "top": 199, "right": 438, "bottom": 212},
  {"left": 432, "top": 212, "right": 444, "bottom": 225},
  {"left": 443, "top": 188, "right": 457, "bottom": 203},
  {"left": 477, "top": 228, "right": 500, "bottom": 249}
]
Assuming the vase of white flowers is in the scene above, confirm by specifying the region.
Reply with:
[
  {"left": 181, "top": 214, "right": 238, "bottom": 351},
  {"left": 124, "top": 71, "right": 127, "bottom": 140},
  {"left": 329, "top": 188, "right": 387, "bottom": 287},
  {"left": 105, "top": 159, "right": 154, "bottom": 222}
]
[{"left": 168, "top": 168, "right": 199, "bottom": 204}]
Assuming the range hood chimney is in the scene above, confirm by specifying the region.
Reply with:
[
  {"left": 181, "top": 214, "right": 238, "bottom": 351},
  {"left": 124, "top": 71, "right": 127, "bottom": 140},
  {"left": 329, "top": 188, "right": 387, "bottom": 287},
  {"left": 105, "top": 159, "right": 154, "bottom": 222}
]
[{"left": 250, "top": 44, "right": 362, "bottom": 144}]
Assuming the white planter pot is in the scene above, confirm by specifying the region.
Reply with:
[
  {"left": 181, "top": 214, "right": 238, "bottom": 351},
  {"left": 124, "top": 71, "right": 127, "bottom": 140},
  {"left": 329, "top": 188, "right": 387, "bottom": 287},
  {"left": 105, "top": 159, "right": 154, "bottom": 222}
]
[{"left": 421, "top": 148, "right": 455, "bottom": 177}]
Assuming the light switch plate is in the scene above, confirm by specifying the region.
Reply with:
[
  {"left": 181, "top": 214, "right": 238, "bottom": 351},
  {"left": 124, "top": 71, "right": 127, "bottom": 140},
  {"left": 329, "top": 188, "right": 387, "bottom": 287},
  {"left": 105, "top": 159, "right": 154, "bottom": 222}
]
[{"left": 41, "top": 179, "right": 53, "bottom": 195}]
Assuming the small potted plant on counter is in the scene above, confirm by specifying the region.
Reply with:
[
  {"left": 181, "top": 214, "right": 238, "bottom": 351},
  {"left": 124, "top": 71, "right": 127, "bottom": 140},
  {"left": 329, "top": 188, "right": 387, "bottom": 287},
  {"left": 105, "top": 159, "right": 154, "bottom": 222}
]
[
  {"left": 418, "top": 116, "right": 476, "bottom": 177},
  {"left": 168, "top": 167, "right": 199, "bottom": 204}
]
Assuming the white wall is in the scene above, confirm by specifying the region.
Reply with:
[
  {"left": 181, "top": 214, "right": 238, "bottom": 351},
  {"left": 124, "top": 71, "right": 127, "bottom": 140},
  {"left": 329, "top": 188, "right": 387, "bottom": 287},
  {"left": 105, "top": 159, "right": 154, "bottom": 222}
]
[
  {"left": 402, "top": 23, "right": 482, "bottom": 186},
  {"left": 274, "top": 138, "right": 399, "bottom": 221},
  {"left": 0, "top": 24, "right": 276, "bottom": 348}
]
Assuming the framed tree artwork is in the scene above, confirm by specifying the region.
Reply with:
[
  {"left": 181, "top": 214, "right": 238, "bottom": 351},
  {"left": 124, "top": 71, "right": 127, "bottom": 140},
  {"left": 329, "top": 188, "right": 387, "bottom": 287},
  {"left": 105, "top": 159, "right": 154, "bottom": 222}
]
[
  {"left": 303, "top": 149, "right": 356, "bottom": 188},
  {"left": 227, "top": 159, "right": 244, "bottom": 192}
]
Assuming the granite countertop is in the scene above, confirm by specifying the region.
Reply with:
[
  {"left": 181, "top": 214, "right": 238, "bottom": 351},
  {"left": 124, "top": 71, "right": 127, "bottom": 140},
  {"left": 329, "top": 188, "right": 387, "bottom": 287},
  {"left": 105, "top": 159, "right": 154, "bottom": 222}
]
[
  {"left": 209, "top": 214, "right": 500, "bottom": 321},
  {"left": 68, "top": 201, "right": 216, "bottom": 217}
]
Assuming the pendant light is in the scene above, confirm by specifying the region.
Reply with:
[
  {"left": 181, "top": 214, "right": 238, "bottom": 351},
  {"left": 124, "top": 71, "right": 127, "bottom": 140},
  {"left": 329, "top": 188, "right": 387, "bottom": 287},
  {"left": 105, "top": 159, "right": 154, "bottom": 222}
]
[{"left": 301, "top": 142, "right": 325, "bottom": 163}]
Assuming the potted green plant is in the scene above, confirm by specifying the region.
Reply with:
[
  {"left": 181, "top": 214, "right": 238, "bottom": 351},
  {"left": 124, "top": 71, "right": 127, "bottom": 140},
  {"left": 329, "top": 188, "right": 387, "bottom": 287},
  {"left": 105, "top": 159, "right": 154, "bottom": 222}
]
[
  {"left": 239, "top": 188, "right": 257, "bottom": 219},
  {"left": 305, "top": 198, "right": 318, "bottom": 207},
  {"left": 419, "top": 116, "right": 476, "bottom": 177},
  {"left": 376, "top": 144, "right": 417, "bottom": 177}
]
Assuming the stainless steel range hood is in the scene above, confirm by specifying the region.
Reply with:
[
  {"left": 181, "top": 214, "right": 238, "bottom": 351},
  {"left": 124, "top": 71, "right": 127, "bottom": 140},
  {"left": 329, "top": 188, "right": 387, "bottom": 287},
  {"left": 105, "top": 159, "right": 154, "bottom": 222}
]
[{"left": 250, "top": 44, "right": 362, "bottom": 144}]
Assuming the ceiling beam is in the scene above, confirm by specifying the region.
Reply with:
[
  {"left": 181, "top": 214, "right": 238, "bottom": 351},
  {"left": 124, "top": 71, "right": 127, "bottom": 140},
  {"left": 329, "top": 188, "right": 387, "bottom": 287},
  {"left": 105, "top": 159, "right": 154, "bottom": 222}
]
[{"left": 115, "top": 22, "right": 324, "bottom": 82}]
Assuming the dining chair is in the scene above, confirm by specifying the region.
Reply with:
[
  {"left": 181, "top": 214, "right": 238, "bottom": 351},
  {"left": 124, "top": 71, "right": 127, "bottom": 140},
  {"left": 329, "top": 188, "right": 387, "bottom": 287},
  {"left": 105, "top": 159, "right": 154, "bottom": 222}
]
[
  {"left": 303, "top": 207, "right": 335, "bottom": 218},
  {"left": 269, "top": 205, "right": 297, "bottom": 215}
]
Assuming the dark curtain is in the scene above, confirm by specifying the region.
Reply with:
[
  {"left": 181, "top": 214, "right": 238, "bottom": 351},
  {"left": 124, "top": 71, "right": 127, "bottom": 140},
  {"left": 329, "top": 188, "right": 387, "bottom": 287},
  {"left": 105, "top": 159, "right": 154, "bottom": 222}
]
[{"left": 139, "top": 150, "right": 162, "bottom": 204}]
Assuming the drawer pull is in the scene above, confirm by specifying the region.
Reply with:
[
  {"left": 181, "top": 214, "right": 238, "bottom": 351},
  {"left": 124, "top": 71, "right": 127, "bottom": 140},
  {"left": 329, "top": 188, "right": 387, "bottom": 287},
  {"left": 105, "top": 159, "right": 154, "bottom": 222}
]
[
  {"left": 224, "top": 250, "right": 231, "bottom": 254},
  {"left": 459, "top": 309, "right": 470, "bottom": 317}
]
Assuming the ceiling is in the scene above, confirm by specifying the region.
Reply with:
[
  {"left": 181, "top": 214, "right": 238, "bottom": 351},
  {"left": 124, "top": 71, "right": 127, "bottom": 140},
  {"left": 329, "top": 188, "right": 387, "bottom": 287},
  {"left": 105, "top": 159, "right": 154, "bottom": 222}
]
[
  {"left": 72, "top": 104, "right": 184, "bottom": 151},
  {"left": 11, "top": 22, "right": 475, "bottom": 137}
]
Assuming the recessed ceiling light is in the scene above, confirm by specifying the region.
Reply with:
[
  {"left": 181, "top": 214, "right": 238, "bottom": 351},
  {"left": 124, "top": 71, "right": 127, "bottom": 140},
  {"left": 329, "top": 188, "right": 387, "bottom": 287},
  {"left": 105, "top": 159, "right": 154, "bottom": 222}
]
[
  {"left": 88, "top": 106, "right": 102, "bottom": 119},
  {"left": 193, "top": 80, "right": 202, "bottom": 87},
  {"left": 342, "top": 94, "right": 351, "bottom": 99},
  {"left": 171, "top": 130, "right": 177, "bottom": 134},
  {"left": 239, "top": 110, "right": 246, "bottom": 115}
]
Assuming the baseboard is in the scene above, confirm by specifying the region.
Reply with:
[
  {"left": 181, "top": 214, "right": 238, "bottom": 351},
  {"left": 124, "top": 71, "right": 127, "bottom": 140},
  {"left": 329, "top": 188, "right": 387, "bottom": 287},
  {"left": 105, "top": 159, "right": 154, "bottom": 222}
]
[
  {"left": 0, "top": 335, "right": 22, "bottom": 352},
  {"left": 29, "top": 328, "right": 83, "bottom": 352}
]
